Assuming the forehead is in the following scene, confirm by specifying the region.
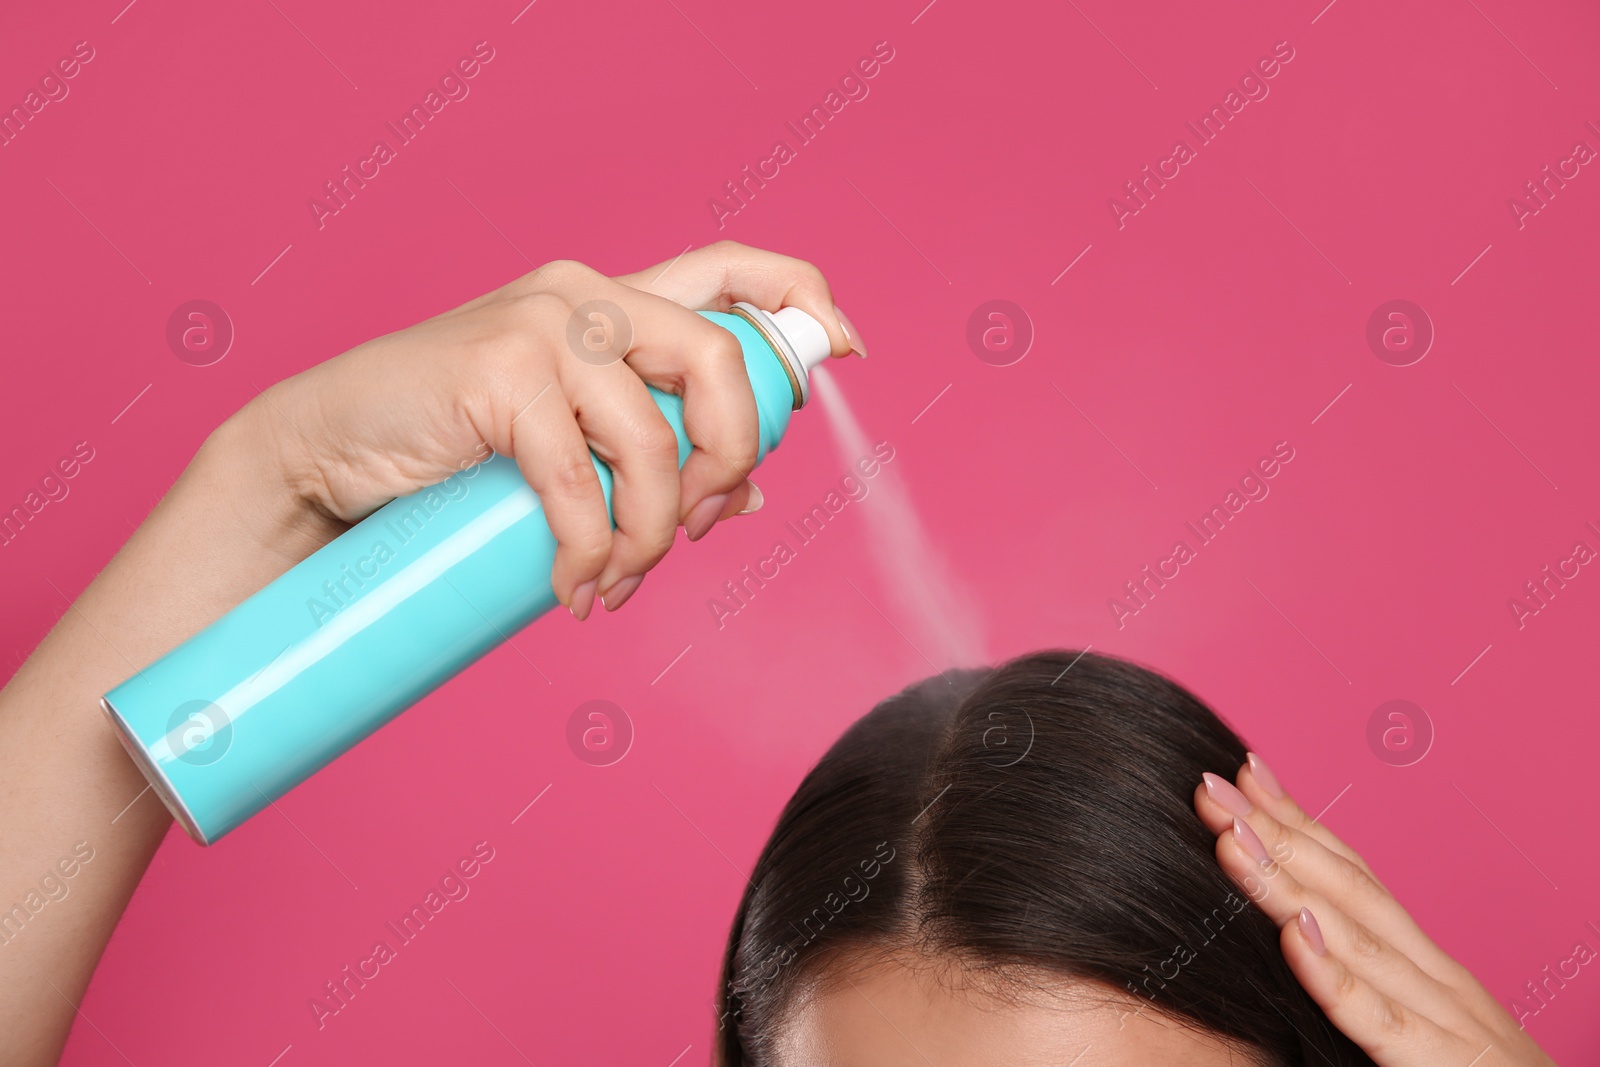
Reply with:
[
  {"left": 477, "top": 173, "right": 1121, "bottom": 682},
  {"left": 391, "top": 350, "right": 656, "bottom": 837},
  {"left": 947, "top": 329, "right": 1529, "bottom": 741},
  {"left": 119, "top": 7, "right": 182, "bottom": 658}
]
[{"left": 771, "top": 956, "right": 1257, "bottom": 1067}]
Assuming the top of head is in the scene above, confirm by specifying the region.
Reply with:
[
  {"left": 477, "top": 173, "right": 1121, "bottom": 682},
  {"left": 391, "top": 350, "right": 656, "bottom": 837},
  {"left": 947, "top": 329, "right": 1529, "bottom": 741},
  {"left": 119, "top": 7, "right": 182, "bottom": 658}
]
[{"left": 731, "top": 301, "right": 832, "bottom": 407}]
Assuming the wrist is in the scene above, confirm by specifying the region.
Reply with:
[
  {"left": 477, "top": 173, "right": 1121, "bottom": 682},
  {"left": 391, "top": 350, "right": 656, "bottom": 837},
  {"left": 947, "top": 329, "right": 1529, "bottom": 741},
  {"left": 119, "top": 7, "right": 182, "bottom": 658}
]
[{"left": 185, "top": 392, "right": 349, "bottom": 570}]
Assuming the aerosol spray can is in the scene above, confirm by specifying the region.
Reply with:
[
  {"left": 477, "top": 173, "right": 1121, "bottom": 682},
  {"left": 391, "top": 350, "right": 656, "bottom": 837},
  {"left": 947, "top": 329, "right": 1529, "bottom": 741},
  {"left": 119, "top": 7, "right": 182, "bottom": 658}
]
[{"left": 102, "top": 303, "right": 835, "bottom": 844}]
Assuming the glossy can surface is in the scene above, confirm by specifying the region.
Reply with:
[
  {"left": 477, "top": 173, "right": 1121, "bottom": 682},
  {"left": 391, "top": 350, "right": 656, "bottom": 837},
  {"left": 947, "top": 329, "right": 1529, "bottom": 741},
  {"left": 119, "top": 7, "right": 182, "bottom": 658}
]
[{"left": 103, "top": 310, "right": 797, "bottom": 844}]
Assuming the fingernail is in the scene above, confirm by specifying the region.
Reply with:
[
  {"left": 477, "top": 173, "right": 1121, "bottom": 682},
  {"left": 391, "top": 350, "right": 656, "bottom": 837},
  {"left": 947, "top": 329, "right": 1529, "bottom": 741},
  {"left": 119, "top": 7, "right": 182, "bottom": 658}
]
[
  {"left": 1247, "top": 752, "right": 1286, "bottom": 799},
  {"left": 834, "top": 305, "right": 867, "bottom": 359},
  {"left": 1233, "top": 817, "right": 1272, "bottom": 868},
  {"left": 1203, "top": 771, "right": 1253, "bottom": 817},
  {"left": 1298, "top": 907, "right": 1328, "bottom": 956},
  {"left": 569, "top": 579, "right": 597, "bottom": 621},
  {"left": 600, "top": 574, "right": 644, "bottom": 612},
  {"left": 737, "top": 482, "right": 764, "bottom": 516},
  {"left": 684, "top": 492, "right": 730, "bottom": 541}
]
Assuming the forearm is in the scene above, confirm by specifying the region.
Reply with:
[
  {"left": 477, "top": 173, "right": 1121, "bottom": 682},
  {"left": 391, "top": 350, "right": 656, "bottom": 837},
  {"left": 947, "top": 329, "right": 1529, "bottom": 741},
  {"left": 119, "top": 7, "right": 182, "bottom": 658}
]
[
  {"left": 0, "top": 243, "right": 844, "bottom": 1063},
  {"left": 0, "top": 405, "right": 329, "bottom": 1064}
]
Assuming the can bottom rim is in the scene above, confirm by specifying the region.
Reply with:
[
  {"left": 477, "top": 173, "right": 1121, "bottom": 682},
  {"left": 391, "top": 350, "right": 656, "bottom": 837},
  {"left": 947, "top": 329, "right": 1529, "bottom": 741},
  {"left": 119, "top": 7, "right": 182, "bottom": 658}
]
[{"left": 99, "top": 696, "right": 211, "bottom": 846}]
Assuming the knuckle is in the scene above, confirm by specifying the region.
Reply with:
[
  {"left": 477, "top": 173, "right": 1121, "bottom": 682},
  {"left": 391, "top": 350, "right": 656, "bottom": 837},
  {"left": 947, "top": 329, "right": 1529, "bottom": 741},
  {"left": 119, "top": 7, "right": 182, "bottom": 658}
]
[
  {"left": 703, "top": 326, "right": 746, "bottom": 369},
  {"left": 1262, "top": 867, "right": 1299, "bottom": 906},
  {"left": 1376, "top": 998, "right": 1412, "bottom": 1042},
  {"left": 1256, "top": 858, "right": 1300, "bottom": 906},
  {"left": 548, "top": 452, "right": 600, "bottom": 494},
  {"left": 698, "top": 334, "right": 759, "bottom": 472},
  {"left": 1337, "top": 856, "right": 1386, "bottom": 903},
  {"left": 1265, "top": 826, "right": 1296, "bottom": 864},
  {"left": 538, "top": 258, "right": 581, "bottom": 281},
  {"left": 1441, "top": 959, "right": 1494, "bottom": 1004},
  {"left": 1281, "top": 800, "right": 1318, "bottom": 832},
  {"left": 1334, "top": 965, "right": 1362, "bottom": 1003},
  {"left": 536, "top": 259, "right": 597, "bottom": 290},
  {"left": 1347, "top": 922, "right": 1385, "bottom": 961},
  {"left": 792, "top": 258, "right": 827, "bottom": 288},
  {"left": 1350, "top": 853, "right": 1380, "bottom": 881},
  {"left": 633, "top": 523, "right": 677, "bottom": 562},
  {"left": 567, "top": 544, "right": 612, "bottom": 578},
  {"left": 565, "top": 524, "right": 614, "bottom": 568},
  {"left": 628, "top": 414, "right": 680, "bottom": 462},
  {"left": 724, "top": 434, "right": 759, "bottom": 476}
]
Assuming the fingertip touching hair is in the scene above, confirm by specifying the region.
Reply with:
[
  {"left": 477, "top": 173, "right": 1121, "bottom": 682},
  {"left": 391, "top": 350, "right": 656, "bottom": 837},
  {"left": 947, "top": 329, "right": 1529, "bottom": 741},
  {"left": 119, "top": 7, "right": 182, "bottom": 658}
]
[{"left": 715, "top": 649, "right": 1373, "bottom": 1066}]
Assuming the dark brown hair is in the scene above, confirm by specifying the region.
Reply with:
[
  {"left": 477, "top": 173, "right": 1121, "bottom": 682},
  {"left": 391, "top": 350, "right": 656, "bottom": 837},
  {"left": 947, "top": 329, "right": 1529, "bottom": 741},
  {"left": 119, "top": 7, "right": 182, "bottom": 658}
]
[{"left": 715, "top": 649, "right": 1372, "bottom": 1065}]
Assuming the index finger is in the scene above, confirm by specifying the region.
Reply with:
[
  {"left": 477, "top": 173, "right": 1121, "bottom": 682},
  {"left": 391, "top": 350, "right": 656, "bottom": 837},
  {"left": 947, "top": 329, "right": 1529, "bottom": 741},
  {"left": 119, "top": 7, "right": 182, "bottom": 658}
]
[
  {"left": 1198, "top": 779, "right": 1469, "bottom": 991},
  {"left": 1236, "top": 752, "right": 1379, "bottom": 881},
  {"left": 615, "top": 241, "right": 857, "bottom": 359}
]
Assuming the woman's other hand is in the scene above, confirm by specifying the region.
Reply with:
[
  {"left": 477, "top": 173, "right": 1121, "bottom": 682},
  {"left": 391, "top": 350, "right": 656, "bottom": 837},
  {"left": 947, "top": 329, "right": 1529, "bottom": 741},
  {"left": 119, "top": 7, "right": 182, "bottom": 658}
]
[{"left": 1195, "top": 756, "right": 1557, "bottom": 1067}]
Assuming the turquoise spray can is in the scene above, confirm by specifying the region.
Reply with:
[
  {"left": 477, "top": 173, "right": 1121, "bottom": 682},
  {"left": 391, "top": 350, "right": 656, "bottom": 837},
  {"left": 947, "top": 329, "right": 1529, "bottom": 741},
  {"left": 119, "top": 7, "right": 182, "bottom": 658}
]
[{"left": 102, "top": 303, "right": 834, "bottom": 844}]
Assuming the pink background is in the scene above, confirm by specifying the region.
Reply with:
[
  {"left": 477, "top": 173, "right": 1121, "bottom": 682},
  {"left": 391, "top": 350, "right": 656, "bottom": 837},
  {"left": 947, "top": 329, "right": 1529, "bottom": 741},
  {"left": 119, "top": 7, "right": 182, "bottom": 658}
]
[{"left": 3, "top": 0, "right": 1598, "bottom": 1062}]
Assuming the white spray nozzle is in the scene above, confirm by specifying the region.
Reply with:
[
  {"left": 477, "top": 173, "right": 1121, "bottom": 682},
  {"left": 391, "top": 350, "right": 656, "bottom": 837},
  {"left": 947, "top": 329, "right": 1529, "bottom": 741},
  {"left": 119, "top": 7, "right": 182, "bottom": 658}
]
[
  {"left": 772, "top": 307, "right": 833, "bottom": 375},
  {"left": 731, "top": 301, "right": 833, "bottom": 408}
]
